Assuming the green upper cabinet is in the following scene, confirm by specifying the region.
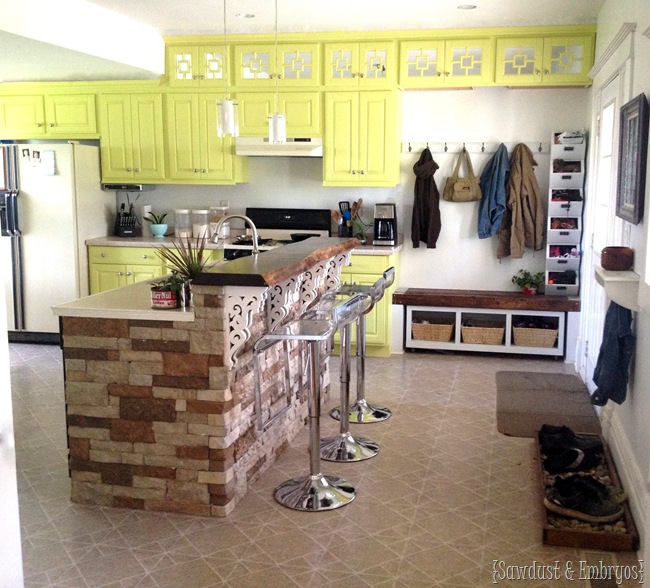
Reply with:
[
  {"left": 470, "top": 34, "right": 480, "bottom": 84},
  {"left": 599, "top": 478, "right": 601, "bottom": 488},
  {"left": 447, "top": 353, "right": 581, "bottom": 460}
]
[
  {"left": 233, "top": 43, "right": 320, "bottom": 87},
  {"left": 494, "top": 35, "right": 594, "bottom": 86},
  {"left": 166, "top": 44, "right": 228, "bottom": 88},
  {"left": 165, "top": 93, "right": 247, "bottom": 184},
  {"left": 237, "top": 91, "right": 321, "bottom": 136},
  {"left": 0, "top": 94, "right": 97, "bottom": 138},
  {"left": 399, "top": 39, "right": 493, "bottom": 88},
  {"left": 324, "top": 42, "right": 396, "bottom": 88},
  {"left": 323, "top": 91, "right": 398, "bottom": 187},
  {"left": 97, "top": 93, "right": 165, "bottom": 183}
]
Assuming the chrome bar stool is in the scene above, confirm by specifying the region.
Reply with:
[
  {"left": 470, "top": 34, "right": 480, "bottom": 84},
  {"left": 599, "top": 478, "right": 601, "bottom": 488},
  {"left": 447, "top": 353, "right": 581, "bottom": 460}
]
[
  {"left": 309, "top": 293, "right": 380, "bottom": 462},
  {"left": 256, "top": 295, "right": 366, "bottom": 512},
  {"left": 330, "top": 267, "right": 395, "bottom": 424}
]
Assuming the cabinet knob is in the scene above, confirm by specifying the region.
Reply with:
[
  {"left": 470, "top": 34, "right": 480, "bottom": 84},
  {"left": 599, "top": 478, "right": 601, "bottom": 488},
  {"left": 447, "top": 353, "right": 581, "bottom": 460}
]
[
  {"left": 126, "top": 168, "right": 132, "bottom": 172},
  {"left": 100, "top": 253, "right": 106, "bottom": 258},
  {"left": 143, "top": 255, "right": 148, "bottom": 259},
  {"left": 192, "top": 75, "right": 197, "bottom": 80},
  {"left": 535, "top": 69, "right": 541, "bottom": 75},
  {"left": 201, "top": 169, "right": 206, "bottom": 173},
  {"left": 126, "top": 272, "right": 132, "bottom": 276},
  {"left": 359, "top": 73, "right": 364, "bottom": 78},
  {"left": 445, "top": 71, "right": 450, "bottom": 77},
  {"left": 351, "top": 170, "right": 356, "bottom": 175},
  {"left": 194, "top": 169, "right": 199, "bottom": 173},
  {"left": 36, "top": 123, "right": 43, "bottom": 127},
  {"left": 359, "top": 170, "right": 365, "bottom": 175},
  {"left": 544, "top": 69, "right": 549, "bottom": 75},
  {"left": 135, "top": 168, "right": 140, "bottom": 172},
  {"left": 200, "top": 75, "right": 205, "bottom": 80},
  {"left": 49, "top": 123, "right": 54, "bottom": 128},
  {"left": 437, "top": 72, "right": 442, "bottom": 77},
  {"left": 118, "top": 271, "right": 124, "bottom": 276}
]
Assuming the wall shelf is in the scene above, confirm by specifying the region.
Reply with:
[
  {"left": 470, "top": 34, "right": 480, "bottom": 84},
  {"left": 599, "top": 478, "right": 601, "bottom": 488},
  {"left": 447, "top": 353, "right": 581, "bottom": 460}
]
[{"left": 594, "top": 266, "right": 640, "bottom": 312}]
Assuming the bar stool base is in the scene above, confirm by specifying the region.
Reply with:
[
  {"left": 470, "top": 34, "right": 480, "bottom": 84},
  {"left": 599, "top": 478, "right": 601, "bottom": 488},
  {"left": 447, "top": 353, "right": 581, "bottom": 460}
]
[
  {"left": 330, "top": 399, "right": 392, "bottom": 424},
  {"left": 320, "top": 432, "right": 379, "bottom": 462},
  {"left": 274, "top": 473, "right": 356, "bottom": 511}
]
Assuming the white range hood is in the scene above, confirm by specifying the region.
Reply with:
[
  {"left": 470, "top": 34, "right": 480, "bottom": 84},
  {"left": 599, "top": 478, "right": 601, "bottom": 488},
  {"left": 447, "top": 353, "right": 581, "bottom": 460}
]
[{"left": 235, "top": 137, "right": 323, "bottom": 157}]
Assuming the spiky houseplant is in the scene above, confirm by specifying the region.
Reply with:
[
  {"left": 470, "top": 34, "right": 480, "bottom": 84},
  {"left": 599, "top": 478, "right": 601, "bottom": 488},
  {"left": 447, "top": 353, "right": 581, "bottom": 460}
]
[{"left": 156, "top": 236, "right": 208, "bottom": 280}]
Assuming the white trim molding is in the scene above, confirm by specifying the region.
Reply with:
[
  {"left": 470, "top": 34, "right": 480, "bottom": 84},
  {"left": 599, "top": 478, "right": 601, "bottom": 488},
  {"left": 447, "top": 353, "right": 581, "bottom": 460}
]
[{"left": 589, "top": 22, "right": 637, "bottom": 79}]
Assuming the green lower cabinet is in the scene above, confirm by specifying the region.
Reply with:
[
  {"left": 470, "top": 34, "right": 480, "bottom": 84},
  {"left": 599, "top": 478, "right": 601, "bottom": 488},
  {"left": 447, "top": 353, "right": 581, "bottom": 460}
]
[
  {"left": 335, "top": 252, "right": 400, "bottom": 357},
  {"left": 88, "top": 246, "right": 165, "bottom": 293}
]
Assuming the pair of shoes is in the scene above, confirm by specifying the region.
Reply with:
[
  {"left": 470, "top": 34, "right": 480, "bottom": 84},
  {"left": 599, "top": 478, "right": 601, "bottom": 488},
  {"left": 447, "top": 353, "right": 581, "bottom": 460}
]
[
  {"left": 544, "top": 474, "right": 624, "bottom": 524},
  {"left": 539, "top": 424, "right": 603, "bottom": 454},
  {"left": 539, "top": 424, "right": 603, "bottom": 474}
]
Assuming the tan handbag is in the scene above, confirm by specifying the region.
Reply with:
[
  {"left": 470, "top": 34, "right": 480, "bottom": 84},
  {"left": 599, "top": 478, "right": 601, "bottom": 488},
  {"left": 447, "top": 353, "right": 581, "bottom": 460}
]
[{"left": 443, "top": 147, "right": 482, "bottom": 202}]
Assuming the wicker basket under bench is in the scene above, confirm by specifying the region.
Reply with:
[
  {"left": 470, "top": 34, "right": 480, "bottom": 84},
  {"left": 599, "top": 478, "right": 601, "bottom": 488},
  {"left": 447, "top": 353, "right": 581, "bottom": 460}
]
[{"left": 396, "top": 288, "right": 580, "bottom": 357}]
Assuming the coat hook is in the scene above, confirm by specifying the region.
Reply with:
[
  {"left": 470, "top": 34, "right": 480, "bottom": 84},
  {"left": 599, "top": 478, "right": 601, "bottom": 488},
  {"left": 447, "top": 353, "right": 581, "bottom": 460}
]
[
  {"left": 538, "top": 142, "right": 543, "bottom": 152},
  {"left": 463, "top": 142, "right": 466, "bottom": 149},
  {"left": 444, "top": 142, "right": 448, "bottom": 152},
  {"left": 481, "top": 142, "right": 485, "bottom": 152},
  {"left": 408, "top": 142, "right": 412, "bottom": 152}
]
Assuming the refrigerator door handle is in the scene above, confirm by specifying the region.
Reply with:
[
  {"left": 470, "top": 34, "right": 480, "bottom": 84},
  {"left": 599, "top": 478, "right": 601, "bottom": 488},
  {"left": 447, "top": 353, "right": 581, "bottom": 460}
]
[
  {"left": 0, "top": 192, "right": 9, "bottom": 236},
  {"left": 9, "top": 192, "right": 20, "bottom": 236}
]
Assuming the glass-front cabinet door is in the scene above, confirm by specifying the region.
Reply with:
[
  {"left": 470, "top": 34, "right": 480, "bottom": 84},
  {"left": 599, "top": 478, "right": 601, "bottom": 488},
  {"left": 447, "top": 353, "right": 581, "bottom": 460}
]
[
  {"left": 234, "top": 44, "right": 319, "bottom": 87},
  {"left": 167, "top": 44, "right": 227, "bottom": 88},
  {"left": 495, "top": 35, "right": 593, "bottom": 86},
  {"left": 399, "top": 39, "right": 490, "bottom": 88},
  {"left": 324, "top": 42, "right": 395, "bottom": 88}
]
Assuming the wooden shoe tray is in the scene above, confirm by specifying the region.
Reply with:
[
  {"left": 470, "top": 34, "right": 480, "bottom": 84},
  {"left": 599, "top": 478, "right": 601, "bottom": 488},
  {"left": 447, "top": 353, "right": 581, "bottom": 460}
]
[{"left": 535, "top": 433, "right": 639, "bottom": 551}]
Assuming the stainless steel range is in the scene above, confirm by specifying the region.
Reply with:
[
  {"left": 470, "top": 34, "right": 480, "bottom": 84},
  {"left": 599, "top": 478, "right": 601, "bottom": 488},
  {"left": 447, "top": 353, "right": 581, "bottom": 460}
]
[{"left": 222, "top": 207, "right": 331, "bottom": 260}]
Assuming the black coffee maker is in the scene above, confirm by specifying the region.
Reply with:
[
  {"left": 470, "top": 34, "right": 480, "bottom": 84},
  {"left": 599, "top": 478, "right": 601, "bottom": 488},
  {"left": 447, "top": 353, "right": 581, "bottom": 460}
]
[{"left": 373, "top": 203, "right": 397, "bottom": 246}]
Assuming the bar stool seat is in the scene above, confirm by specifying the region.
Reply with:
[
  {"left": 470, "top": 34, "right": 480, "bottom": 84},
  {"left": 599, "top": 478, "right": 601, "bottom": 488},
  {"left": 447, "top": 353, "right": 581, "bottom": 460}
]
[
  {"left": 329, "top": 267, "right": 395, "bottom": 424},
  {"left": 255, "top": 295, "right": 367, "bottom": 511}
]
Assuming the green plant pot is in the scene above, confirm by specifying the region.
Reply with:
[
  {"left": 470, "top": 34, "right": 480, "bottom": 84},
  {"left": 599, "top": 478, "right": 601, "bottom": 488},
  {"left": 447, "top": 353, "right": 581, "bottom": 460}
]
[{"left": 150, "top": 223, "right": 168, "bottom": 238}]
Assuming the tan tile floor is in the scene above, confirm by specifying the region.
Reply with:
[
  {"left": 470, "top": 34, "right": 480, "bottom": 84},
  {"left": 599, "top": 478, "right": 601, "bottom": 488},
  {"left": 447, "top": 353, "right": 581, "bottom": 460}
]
[{"left": 10, "top": 343, "right": 642, "bottom": 587}]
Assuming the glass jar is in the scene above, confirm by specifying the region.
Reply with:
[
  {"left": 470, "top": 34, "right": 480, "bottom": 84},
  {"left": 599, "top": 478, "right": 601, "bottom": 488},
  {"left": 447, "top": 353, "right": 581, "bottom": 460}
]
[
  {"left": 174, "top": 209, "right": 191, "bottom": 239},
  {"left": 192, "top": 209, "right": 210, "bottom": 239},
  {"left": 209, "top": 206, "right": 230, "bottom": 238}
]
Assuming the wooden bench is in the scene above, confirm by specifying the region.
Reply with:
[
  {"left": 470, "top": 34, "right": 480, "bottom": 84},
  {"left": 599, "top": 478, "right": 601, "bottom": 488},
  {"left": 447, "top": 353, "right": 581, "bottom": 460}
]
[{"left": 392, "top": 288, "right": 580, "bottom": 356}]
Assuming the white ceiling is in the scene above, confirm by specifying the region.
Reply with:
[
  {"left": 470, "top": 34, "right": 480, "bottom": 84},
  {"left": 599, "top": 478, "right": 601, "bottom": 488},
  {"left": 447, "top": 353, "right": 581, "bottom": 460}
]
[{"left": 0, "top": 0, "right": 605, "bottom": 83}]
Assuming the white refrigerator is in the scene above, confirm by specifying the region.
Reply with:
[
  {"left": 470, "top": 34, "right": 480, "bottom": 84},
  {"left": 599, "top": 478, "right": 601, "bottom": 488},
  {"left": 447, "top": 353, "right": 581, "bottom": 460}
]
[{"left": 0, "top": 143, "right": 114, "bottom": 342}]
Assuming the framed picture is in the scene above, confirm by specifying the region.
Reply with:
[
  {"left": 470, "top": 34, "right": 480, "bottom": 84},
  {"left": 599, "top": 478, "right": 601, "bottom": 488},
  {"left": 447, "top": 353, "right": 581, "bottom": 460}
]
[{"left": 616, "top": 93, "right": 649, "bottom": 224}]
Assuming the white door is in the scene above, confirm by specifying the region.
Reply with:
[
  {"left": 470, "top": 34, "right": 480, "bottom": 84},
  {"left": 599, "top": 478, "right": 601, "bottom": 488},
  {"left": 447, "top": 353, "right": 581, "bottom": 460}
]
[{"left": 580, "top": 74, "right": 625, "bottom": 390}]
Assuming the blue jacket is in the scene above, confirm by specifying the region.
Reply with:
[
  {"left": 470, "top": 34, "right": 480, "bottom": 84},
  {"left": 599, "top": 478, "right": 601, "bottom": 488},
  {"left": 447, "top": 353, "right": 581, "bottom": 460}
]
[
  {"left": 591, "top": 301, "right": 635, "bottom": 406},
  {"left": 478, "top": 143, "right": 510, "bottom": 239}
]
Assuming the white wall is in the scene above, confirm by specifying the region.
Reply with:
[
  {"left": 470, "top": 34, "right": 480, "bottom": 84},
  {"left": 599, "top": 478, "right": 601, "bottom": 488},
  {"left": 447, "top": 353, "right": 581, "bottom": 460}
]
[{"left": 593, "top": 0, "right": 650, "bottom": 564}]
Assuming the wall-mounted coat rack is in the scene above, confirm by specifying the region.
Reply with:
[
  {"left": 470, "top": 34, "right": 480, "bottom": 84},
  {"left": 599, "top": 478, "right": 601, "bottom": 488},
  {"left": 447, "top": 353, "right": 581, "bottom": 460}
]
[{"left": 402, "top": 141, "right": 550, "bottom": 155}]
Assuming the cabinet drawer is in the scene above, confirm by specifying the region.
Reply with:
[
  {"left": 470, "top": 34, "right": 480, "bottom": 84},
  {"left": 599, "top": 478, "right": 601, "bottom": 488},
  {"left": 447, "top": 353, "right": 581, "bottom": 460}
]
[
  {"left": 343, "top": 255, "right": 390, "bottom": 275},
  {"left": 546, "top": 244, "right": 580, "bottom": 270},
  {"left": 549, "top": 189, "right": 583, "bottom": 216},
  {"left": 89, "top": 246, "right": 160, "bottom": 265},
  {"left": 550, "top": 158, "right": 584, "bottom": 189},
  {"left": 547, "top": 217, "right": 581, "bottom": 244},
  {"left": 550, "top": 142, "right": 586, "bottom": 160},
  {"left": 546, "top": 270, "right": 579, "bottom": 296}
]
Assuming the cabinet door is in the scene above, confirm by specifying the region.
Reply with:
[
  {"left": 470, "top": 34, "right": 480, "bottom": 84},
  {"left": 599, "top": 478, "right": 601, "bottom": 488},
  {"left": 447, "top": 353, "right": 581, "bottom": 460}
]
[
  {"left": 98, "top": 94, "right": 134, "bottom": 180},
  {"left": 238, "top": 91, "right": 321, "bottom": 136},
  {"left": 89, "top": 263, "right": 129, "bottom": 293},
  {"left": 399, "top": 40, "right": 445, "bottom": 88},
  {"left": 197, "top": 93, "right": 237, "bottom": 181},
  {"left": 0, "top": 95, "right": 45, "bottom": 137},
  {"left": 127, "top": 263, "right": 164, "bottom": 284},
  {"left": 325, "top": 43, "right": 394, "bottom": 88},
  {"left": 167, "top": 44, "right": 227, "bottom": 88},
  {"left": 166, "top": 94, "right": 202, "bottom": 180},
  {"left": 324, "top": 92, "right": 359, "bottom": 182},
  {"left": 44, "top": 94, "right": 97, "bottom": 136},
  {"left": 359, "top": 91, "right": 395, "bottom": 184},
  {"left": 131, "top": 94, "right": 165, "bottom": 181},
  {"left": 234, "top": 45, "right": 273, "bottom": 85},
  {"left": 234, "top": 44, "right": 319, "bottom": 87},
  {"left": 444, "top": 39, "right": 492, "bottom": 86},
  {"left": 542, "top": 36, "right": 594, "bottom": 85},
  {"left": 495, "top": 38, "right": 544, "bottom": 85}
]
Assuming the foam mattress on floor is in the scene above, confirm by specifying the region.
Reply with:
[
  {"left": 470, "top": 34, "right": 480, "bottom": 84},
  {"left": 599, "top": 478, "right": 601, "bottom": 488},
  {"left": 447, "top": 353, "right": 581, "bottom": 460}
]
[{"left": 496, "top": 371, "right": 601, "bottom": 438}]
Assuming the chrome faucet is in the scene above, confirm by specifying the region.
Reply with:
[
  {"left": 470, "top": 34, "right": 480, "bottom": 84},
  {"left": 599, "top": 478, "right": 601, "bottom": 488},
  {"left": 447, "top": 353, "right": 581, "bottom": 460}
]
[{"left": 211, "top": 214, "right": 260, "bottom": 255}]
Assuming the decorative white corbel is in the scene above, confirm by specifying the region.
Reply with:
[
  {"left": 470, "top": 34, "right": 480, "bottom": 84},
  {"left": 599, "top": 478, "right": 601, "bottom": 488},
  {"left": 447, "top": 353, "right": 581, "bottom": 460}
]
[
  {"left": 325, "top": 252, "right": 351, "bottom": 290},
  {"left": 267, "top": 276, "right": 302, "bottom": 331},
  {"left": 224, "top": 286, "right": 269, "bottom": 368}
]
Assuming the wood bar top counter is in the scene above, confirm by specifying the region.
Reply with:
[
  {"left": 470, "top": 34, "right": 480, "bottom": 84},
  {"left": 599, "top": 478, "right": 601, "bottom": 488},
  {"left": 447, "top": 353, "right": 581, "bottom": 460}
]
[{"left": 193, "top": 237, "right": 361, "bottom": 287}]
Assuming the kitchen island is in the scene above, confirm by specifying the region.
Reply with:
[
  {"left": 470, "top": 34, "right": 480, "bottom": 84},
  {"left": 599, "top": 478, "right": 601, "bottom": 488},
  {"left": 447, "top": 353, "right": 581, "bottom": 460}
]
[{"left": 53, "top": 237, "right": 359, "bottom": 517}]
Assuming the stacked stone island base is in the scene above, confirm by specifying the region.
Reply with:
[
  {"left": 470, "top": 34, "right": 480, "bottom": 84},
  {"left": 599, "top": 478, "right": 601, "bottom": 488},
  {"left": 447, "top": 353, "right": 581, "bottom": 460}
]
[{"left": 54, "top": 238, "right": 358, "bottom": 517}]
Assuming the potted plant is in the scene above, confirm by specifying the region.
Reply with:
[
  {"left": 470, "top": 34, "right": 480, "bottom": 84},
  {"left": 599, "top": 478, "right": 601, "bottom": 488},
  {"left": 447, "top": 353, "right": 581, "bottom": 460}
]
[
  {"left": 156, "top": 236, "right": 209, "bottom": 307},
  {"left": 512, "top": 269, "right": 545, "bottom": 295},
  {"left": 144, "top": 212, "right": 168, "bottom": 238},
  {"left": 150, "top": 271, "right": 184, "bottom": 309}
]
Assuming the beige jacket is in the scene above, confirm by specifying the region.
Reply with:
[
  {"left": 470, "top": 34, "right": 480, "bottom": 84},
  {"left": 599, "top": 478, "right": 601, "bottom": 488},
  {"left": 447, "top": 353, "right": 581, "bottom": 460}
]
[{"left": 497, "top": 144, "right": 545, "bottom": 259}]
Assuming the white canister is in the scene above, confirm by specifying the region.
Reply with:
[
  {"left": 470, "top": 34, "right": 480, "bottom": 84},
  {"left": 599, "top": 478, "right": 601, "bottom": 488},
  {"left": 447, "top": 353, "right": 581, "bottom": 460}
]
[
  {"left": 174, "top": 209, "right": 192, "bottom": 239},
  {"left": 192, "top": 209, "right": 210, "bottom": 239}
]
